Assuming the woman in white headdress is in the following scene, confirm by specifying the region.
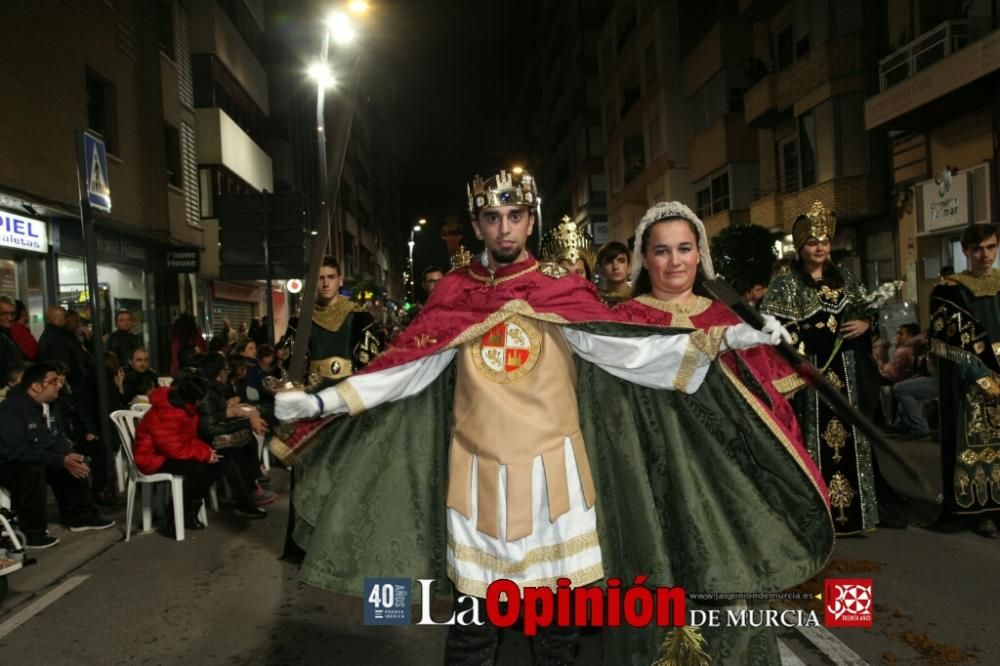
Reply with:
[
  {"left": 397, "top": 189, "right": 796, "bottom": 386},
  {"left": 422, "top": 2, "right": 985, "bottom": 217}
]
[{"left": 576, "top": 201, "right": 833, "bottom": 664}]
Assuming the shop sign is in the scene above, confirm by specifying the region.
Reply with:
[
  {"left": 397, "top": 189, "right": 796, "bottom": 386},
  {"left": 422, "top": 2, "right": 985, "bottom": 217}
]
[
  {"left": 0, "top": 210, "right": 49, "bottom": 253},
  {"left": 920, "top": 171, "right": 969, "bottom": 233},
  {"left": 165, "top": 248, "right": 200, "bottom": 273}
]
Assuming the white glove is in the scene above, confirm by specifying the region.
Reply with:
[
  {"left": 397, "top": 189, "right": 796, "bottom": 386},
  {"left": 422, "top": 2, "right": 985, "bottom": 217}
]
[
  {"left": 275, "top": 391, "right": 320, "bottom": 421},
  {"left": 723, "top": 315, "right": 792, "bottom": 350}
]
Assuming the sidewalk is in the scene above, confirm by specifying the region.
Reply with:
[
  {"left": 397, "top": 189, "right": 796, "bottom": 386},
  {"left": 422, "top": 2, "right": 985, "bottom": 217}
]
[{"left": 1, "top": 503, "right": 124, "bottom": 616}]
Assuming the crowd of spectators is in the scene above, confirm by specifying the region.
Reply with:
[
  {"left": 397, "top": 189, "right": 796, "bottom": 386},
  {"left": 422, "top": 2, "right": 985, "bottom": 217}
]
[{"left": 0, "top": 305, "right": 279, "bottom": 554}]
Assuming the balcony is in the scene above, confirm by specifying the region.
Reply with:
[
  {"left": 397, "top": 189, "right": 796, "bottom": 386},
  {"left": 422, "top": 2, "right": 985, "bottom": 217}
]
[
  {"left": 743, "top": 74, "right": 778, "bottom": 128},
  {"left": 196, "top": 108, "right": 273, "bottom": 193},
  {"left": 703, "top": 209, "right": 751, "bottom": 239},
  {"left": 744, "top": 33, "right": 869, "bottom": 128},
  {"left": 689, "top": 113, "right": 758, "bottom": 182},
  {"left": 190, "top": 1, "right": 269, "bottom": 115},
  {"left": 866, "top": 22, "right": 1000, "bottom": 130},
  {"left": 749, "top": 175, "right": 883, "bottom": 230},
  {"left": 878, "top": 19, "right": 993, "bottom": 91}
]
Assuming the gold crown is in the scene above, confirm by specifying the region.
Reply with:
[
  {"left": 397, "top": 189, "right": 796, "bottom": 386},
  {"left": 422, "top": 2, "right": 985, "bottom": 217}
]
[
  {"left": 542, "top": 215, "right": 596, "bottom": 267},
  {"left": 792, "top": 201, "right": 837, "bottom": 249},
  {"left": 467, "top": 168, "right": 538, "bottom": 216},
  {"left": 450, "top": 244, "right": 473, "bottom": 271}
]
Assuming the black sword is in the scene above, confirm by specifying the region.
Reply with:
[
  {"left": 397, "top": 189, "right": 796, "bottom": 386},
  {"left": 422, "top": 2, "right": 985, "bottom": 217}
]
[{"left": 703, "top": 277, "right": 932, "bottom": 495}]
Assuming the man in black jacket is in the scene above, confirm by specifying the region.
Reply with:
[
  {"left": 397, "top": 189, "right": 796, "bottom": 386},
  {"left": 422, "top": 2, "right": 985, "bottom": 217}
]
[
  {"left": 0, "top": 363, "right": 114, "bottom": 548},
  {"left": 122, "top": 347, "right": 158, "bottom": 403},
  {"left": 37, "top": 305, "right": 87, "bottom": 388},
  {"left": 106, "top": 310, "right": 142, "bottom": 368}
]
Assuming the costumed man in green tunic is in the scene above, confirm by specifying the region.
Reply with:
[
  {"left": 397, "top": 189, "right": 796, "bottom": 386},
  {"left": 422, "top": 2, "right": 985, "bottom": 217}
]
[
  {"left": 273, "top": 169, "right": 833, "bottom": 665},
  {"left": 275, "top": 256, "right": 381, "bottom": 560},
  {"left": 929, "top": 223, "right": 1000, "bottom": 538}
]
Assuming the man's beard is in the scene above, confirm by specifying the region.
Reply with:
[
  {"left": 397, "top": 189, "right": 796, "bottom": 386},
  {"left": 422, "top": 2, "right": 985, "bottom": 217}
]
[{"left": 490, "top": 245, "right": 523, "bottom": 264}]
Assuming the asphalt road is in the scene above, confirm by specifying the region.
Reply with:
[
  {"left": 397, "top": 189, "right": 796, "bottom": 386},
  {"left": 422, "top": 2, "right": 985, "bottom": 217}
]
[{"left": 0, "top": 464, "right": 995, "bottom": 665}]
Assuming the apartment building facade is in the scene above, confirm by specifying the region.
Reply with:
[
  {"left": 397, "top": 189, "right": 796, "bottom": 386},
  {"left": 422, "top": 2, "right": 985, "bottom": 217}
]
[{"left": 865, "top": 0, "right": 1000, "bottom": 323}]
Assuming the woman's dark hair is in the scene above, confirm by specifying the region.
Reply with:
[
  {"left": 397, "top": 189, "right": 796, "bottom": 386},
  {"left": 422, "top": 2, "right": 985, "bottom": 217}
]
[
  {"left": 14, "top": 300, "right": 27, "bottom": 320},
  {"left": 791, "top": 254, "right": 844, "bottom": 289},
  {"left": 196, "top": 351, "right": 228, "bottom": 382},
  {"left": 257, "top": 344, "right": 275, "bottom": 362},
  {"left": 562, "top": 257, "right": 593, "bottom": 281},
  {"left": 226, "top": 354, "right": 247, "bottom": 382},
  {"left": 171, "top": 313, "right": 200, "bottom": 345},
  {"left": 233, "top": 336, "right": 255, "bottom": 356},
  {"left": 177, "top": 344, "right": 200, "bottom": 370},
  {"left": 103, "top": 351, "right": 120, "bottom": 373},
  {"left": 633, "top": 217, "right": 709, "bottom": 297},
  {"left": 171, "top": 372, "right": 208, "bottom": 405}
]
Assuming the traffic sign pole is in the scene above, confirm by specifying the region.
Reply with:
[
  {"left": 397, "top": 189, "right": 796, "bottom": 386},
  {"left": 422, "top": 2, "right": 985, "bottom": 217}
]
[{"left": 75, "top": 130, "right": 113, "bottom": 484}]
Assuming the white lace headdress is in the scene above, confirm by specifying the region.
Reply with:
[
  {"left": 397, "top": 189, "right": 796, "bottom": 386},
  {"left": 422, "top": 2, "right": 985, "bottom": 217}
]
[{"left": 629, "top": 201, "right": 715, "bottom": 283}]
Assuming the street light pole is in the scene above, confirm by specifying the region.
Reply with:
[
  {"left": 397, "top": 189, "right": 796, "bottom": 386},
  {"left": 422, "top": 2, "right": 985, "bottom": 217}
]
[
  {"left": 407, "top": 222, "right": 423, "bottom": 302},
  {"left": 288, "top": 9, "right": 364, "bottom": 382}
]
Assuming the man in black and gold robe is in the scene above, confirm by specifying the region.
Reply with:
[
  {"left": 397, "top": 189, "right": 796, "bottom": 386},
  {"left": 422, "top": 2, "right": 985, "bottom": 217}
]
[
  {"left": 304, "top": 257, "right": 381, "bottom": 387},
  {"left": 929, "top": 223, "right": 1000, "bottom": 538}
]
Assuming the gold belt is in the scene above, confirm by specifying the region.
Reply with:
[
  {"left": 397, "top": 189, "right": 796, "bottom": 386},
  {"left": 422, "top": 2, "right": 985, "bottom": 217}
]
[{"left": 309, "top": 356, "right": 353, "bottom": 380}]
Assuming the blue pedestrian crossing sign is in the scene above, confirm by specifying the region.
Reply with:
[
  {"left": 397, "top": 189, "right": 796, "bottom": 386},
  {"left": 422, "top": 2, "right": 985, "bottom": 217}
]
[{"left": 83, "top": 131, "right": 112, "bottom": 212}]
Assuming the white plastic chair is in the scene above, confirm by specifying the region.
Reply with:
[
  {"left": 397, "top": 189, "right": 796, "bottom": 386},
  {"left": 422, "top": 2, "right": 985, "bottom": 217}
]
[
  {"left": 110, "top": 410, "right": 209, "bottom": 542},
  {"left": 157, "top": 377, "right": 173, "bottom": 387},
  {"left": 131, "top": 402, "right": 153, "bottom": 414},
  {"left": 0, "top": 486, "right": 25, "bottom": 553}
]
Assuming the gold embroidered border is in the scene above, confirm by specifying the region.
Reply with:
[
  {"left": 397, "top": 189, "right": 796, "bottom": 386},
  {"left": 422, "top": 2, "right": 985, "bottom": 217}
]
[
  {"left": 312, "top": 296, "right": 363, "bottom": 333},
  {"left": 267, "top": 436, "right": 296, "bottom": 466},
  {"left": 634, "top": 294, "right": 712, "bottom": 328},
  {"left": 335, "top": 381, "right": 366, "bottom": 416},
  {"left": 468, "top": 261, "right": 541, "bottom": 286},
  {"left": 716, "top": 362, "right": 836, "bottom": 544},
  {"left": 448, "top": 300, "right": 570, "bottom": 349},
  {"left": 447, "top": 562, "right": 606, "bottom": 599},
  {"left": 447, "top": 531, "right": 601, "bottom": 576},
  {"left": 772, "top": 374, "right": 807, "bottom": 395},
  {"left": 946, "top": 270, "right": 1000, "bottom": 297},
  {"left": 691, "top": 326, "right": 727, "bottom": 359},
  {"left": 673, "top": 339, "right": 704, "bottom": 392}
]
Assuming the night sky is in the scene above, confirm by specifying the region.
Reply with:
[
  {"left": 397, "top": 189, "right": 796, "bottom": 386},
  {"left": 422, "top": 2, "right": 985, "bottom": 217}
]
[
  {"left": 273, "top": 1, "right": 539, "bottom": 293},
  {"left": 372, "top": 1, "right": 537, "bottom": 282}
]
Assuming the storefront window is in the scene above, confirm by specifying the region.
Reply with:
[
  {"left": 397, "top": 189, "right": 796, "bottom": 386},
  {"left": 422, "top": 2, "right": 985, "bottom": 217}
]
[
  {"left": 58, "top": 257, "right": 148, "bottom": 348},
  {"left": 0, "top": 252, "right": 48, "bottom": 338}
]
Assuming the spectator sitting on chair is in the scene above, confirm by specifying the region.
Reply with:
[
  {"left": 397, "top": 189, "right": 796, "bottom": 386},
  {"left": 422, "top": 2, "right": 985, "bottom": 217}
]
[
  {"left": 132, "top": 371, "right": 224, "bottom": 531},
  {"left": 890, "top": 346, "right": 938, "bottom": 439},
  {"left": 0, "top": 362, "right": 115, "bottom": 549},
  {"left": 0, "top": 362, "right": 27, "bottom": 402},
  {"left": 123, "top": 347, "right": 158, "bottom": 404},
  {"left": 106, "top": 310, "right": 142, "bottom": 368},
  {"left": 874, "top": 323, "right": 925, "bottom": 384},
  {"left": 195, "top": 353, "right": 268, "bottom": 517},
  {"left": 11, "top": 300, "right": 37, "bottom": 361}
]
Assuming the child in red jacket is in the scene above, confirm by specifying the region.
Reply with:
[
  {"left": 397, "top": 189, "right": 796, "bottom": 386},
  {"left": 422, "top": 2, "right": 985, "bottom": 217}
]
[{"left": 132, "top": 373, "right": 221, "bottom": 529}]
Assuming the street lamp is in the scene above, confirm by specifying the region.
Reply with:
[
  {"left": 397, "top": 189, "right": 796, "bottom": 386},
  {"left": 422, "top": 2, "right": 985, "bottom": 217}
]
[
  {"left": 289, "top": 3, "right": 369, "bottom": 381},
  {"left": 408, "top": 223, "right": 422, "bottom": 301}
]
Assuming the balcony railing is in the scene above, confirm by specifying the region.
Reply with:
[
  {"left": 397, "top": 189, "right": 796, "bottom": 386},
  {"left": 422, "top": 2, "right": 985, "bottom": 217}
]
[{"left": 878, "top": 18, "right": 993, "bottom": 91}]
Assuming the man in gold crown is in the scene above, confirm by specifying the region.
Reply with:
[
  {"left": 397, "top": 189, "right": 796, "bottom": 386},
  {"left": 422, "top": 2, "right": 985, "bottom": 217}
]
[
  {"left": 274, "top": 169, "right": 831, "bottom": 665},
  {"left": 541, "top": 215, "right": 596, "bottom": 281},
  {"left": 929, "top": 223, "right": 1000, "bottom": 538}
]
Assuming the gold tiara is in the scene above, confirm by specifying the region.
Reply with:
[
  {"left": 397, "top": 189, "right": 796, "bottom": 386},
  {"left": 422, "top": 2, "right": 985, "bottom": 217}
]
[
  {"left": 467, "top": 168, "right": 538, "bottom": 217},
  {"left": 542, "top": 215, "right": 595, "bottom": 267}
]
